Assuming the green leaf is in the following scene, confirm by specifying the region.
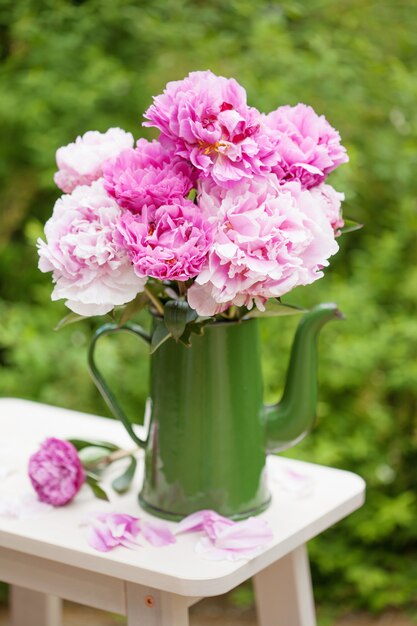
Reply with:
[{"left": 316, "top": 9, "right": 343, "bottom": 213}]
[
  {"left": 119, "top": 292, "right": 148, "bottom": 325},
  {"left": 86, "top": 473, "right": 109, "bottom": 501},
  {"left": 54, "top": 312, "right": 86, "bottom": 331},
  {"left": 68, "top": 439, "right": 120, "bottom": 452},
  {"left": 150, "top": 319, "right": 172, "bottom": 354},
  {"left": 340, "top": 219, "right": 363, "bottom": 234},
  {"left": 187, "top": 188, "right": 197, "bottom": 202},
  {"left": 178, "top": 317, "right": 213, "bottom": 346},
  {"left": 243, "top": 300, "right": 306, "bottom": 319},
  {"left": 164, "top": 299, "right": 198, "bottom": 341},
  {"left": 111, "top": 456, "right": 137, "bottom": 494}
]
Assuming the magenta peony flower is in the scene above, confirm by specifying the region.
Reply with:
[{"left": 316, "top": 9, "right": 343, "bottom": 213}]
[
  {"left": 54, "top": 127, "right": 134, "bottom": 193},
  {"left": 116, "top": 198, "right": 213, "bottom": 281},
  {"left": 28, "top": 438, "right": 85, "bottom": 506},
  {"left": 265, "top": 103, "right": 348, "bottom": 188},
  {"left": 38, "top": 179, "right": 146, "bottom": 316},
  {"left": 103, "top": 138, "right": 196, "bottom": 214},
  {"left": 144, "top": 70, "right": 280, "bottom": 188},
  {"left": 187, "top": 176, "right": 339, "bottom": 316}
]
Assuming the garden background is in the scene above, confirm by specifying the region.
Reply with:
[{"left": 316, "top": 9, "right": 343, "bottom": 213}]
[{"left": 1, "top": 1, "right": 417, "bottom": 623}]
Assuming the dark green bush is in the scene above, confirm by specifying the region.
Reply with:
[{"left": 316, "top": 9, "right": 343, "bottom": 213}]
[{"left": 1, "top": 0, "right": 416, "bottom": 617}]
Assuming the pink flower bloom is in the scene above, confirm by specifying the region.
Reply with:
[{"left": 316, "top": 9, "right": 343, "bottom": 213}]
[
  {"left": 103, "top": 139, "right": 196, "bottom": 214},
  {"left": 38, "top": 180, "right": 146, "bottom": 316},
  {"left": 86, "top": 513, "right": 176, "bottom": 552},
  {"left": 54, "top": 128, "right": 134, "bottom": 193},
  {"left": 187, "top": 176, "right": 339, "bottom": 316},
  {"left": 310, "top": 183, "right": 345, "bottom": 234},
  {"left": 144, "top": 70, "right": 280, "bottom": 188},
  {"left": 28, "top": 438, "right": 85, "bottom": 506},
  {"left": 117, "top": 198, "right": 213, "bottom": 281},
  {"left": 177, "top": 509, "right": 273, "bottom": 561},
  {"left": 265, "top": 103, "right": 348, "bottom": 188}
]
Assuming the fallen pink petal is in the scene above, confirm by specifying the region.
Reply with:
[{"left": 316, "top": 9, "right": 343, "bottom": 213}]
[
  {"left": 176, "top": 509, "right": 273, "bottom": 561},
  {"left": 85, "top": 512, "right": 176, "bottom": 552},
  {"left": 0, "top": 494, "right": 52, "bottom": 519},
  {"left": 86, "top": 512, "right": 141, "bottom": 552},
  {"left": 176, "top": 509, "right": 233, "bottom": 536},
  {"left": 271, "top": 463, "right": 315, "bottom": 498},
  {"left": 140, "top": 519, "right": 176, "bottom": 547}
]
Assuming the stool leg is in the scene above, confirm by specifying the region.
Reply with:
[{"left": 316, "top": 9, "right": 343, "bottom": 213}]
[
  {"left": 126, "top": 582, "right": 189, "bottom": 626},
  {"left": 10, "top": 586, "right": 62, "bottom": 626},
  {"left": 253, "top": 544, "right": 316, "bottom": 626}
]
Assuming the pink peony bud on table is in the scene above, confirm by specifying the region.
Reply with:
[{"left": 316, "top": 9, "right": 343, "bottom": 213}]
[{"left": 28, "top": 438, "right": 85, "bottom": 506}]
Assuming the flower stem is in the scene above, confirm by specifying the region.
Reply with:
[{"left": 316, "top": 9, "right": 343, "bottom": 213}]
[
  {"left": 144, "top": 286, "right": 164, "bottom": 316},
  {"left": 177, "top": 281, "right": 187, "bottom": 297},
  {"left": 86, "top": 447, "right": 139, "bottom": 470}
]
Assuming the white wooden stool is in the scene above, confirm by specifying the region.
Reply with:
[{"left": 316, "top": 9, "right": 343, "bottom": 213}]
[{"left": 0, "top": 398, "right": 365, "bottom": 626}]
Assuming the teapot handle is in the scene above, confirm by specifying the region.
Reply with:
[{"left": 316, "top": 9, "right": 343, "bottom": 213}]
[{"left": 88, "top": 322, "right": 151, "bottom": 449}]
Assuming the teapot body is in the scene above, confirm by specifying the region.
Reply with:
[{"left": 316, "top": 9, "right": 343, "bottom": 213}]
[{"left": 140, "top": 319, "right": 271, "bottom": 520}]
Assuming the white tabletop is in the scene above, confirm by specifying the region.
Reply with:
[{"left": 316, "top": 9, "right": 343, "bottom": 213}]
[{"left": 0, "top": 398, "right": 365, "bottom": 597}]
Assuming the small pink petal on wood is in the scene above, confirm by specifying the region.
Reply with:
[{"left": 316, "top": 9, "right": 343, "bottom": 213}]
[
  {"left": 176, "top": 509, "right": 273, "bottom": 561},
  {"left": 176, "top": 509, "right": 234, "bottom": 536},
  {"left": 274, "top": 465, "right": 314, "bottom": 498},
  {"left": 140, "top": 520, "right": 176, "bottom": 547},
  {"left": 0, "top": 494, "right": 52, "bottom": 519},
  {"left": 86, "top": 513, "right": 141, "bottom": 552}
]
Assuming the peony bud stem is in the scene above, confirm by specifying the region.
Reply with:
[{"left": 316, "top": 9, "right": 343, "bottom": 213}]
[
  {"left": 86, "top": 447, "right": 139, "bottom": 470},
  {"left": 144, "top": 286, "right": 164, "bottom": 316}
]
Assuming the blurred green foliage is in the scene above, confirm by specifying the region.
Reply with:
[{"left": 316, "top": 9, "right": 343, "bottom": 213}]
[{"left": 1, "top": 0, "right": 417, "bottom": 618}]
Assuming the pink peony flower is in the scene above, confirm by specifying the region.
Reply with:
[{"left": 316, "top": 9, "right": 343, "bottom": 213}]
[
  {"left": 116, "top": 198, "right": 213, "bottom": 281},
  {"left": 54, "top": 127, "right": 134, "bottom": 193},
  {"left": 144, "top": 70, "right": 279, "bottom": 188},
  {"left": 187, "top": 176, "right": 339, "bottom": 316},
  {"left": 103, "top": 139, "right": 196, "bottom": 214},
  {"left": 86, "top": 513, "right": 176, "bottom": 552},
  {"left": 310, "top": 183, "right": 345, "bottom": 234},
  {"left": 265, "top": 103, "right": 348, "bottom": 188},
  {"left": 28, "top": 438, "right": 85, "bottom": 506},
  {"left": 176, "top": 509, "right": 273, "bottom": 561},
  {"left": 38, "top": 180, "right": 146, "bottom": 316}
]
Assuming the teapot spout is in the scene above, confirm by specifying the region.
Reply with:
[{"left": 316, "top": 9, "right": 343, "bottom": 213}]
[{"left": 263, "top": 303, "right": 344, "bottom": 453}]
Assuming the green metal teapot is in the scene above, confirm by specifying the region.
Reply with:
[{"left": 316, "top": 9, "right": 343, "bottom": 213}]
[{"left": 88, "top": 303, "right": 342, "bottom": 520}]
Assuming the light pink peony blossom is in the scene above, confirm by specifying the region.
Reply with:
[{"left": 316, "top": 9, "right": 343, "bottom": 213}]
[
  {"left": 144, "top": 70, "right": 280, "bottom": 188},
  {"left": 187, "top": 176, "right": 339, "bottom": 316},
  {"left": 54, "top": 127, "right": 134, "bottom": 193},
  {"left": 177, "top": 509, "right": 273, "bottom": 561},
  {"left": 28, "top": 438, "right": 85, "bottom": 506},
  {"left": 103, "top": 138, "right": 196, "bottom": 214},
  {"left": 310, "top": 183, "right": 344, "bottom": 234},
  {"left": 86, "top": 513, "right": 176, "bottom": 552},
  {"left": 117, "top": 198, "right": 213, "bottom": 281},
  {"left": 38, "top": 180, "right": 146, "bottom": 316},
  {"left": 265, "top": 103, "right": 348, "bottom": 188}
]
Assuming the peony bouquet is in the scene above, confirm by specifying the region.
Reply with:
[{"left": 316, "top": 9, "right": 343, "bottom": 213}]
[{"left": 39, "top": 70, "right": 353, "bottom": 345}]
